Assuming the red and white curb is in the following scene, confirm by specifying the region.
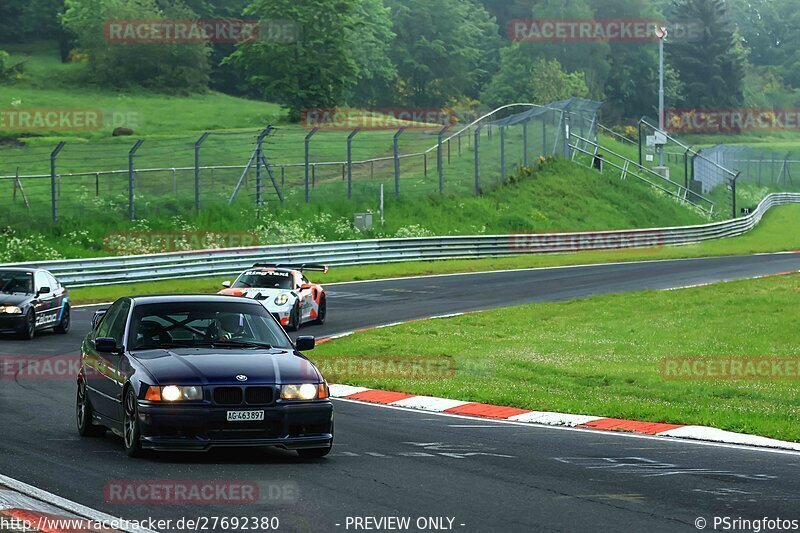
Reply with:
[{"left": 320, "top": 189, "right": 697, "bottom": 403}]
[
  {"left": 0, "top": 474, "right": 155, "bottom": 533},
  {"left": 329, "top": 384, "right": 800, "bottom": 453}
]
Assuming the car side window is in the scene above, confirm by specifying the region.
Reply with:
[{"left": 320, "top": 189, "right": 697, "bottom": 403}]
[
  {"left": 45, "top": 272, "right": 59, "bottom": 290},
  {"left": 34, "top": 272, "right": 49, "bottom": 292},
  {"left": 108, "top": 301, "right": 131, "bottom": 344},
  {"left": 95, "top": 301, "right": 123, "bottom": 338}
]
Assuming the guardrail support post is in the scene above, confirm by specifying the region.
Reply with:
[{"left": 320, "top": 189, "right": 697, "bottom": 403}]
[
  {"left": 393, "top": 127, "right": 405, "bottom": 197},
  {"left": 438, "top": 126, "right": 449, "bottom": 193},
  {"left": 304, "top": 128, "right": 319, "bottom": 204},
  {"left": 347, "top": 128, "right": 360, "bottom": 199},
  {"left": 128, "top": 139, "right": 144, "bottom": 221},
  {"left": 50, "top": 142, "right": 66, "bottom": 223},
  {"left": 194, "top": 132, "right": 210, "bottom": 213}
]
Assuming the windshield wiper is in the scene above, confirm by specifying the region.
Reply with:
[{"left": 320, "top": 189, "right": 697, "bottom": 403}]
[{"left": 193, "top": 340, "right": 274, "bottom": 349}]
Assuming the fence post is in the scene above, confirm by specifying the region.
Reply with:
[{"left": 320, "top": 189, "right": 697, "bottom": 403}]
[
  {"left": 474, "top": 125, "right": 481, "bottom": 195},
  {"left": 563, "top": 114, "right": 570, "bottom": 159},
  {"left": 128, "top": 139, "right": 144, "bottom": 221},
  {"left": 731, "top": 173, "right": 740, "bottom": 219},
  {"left": 255, "top": 127, "right": 270, "bottom": 209},
  {"left": 438, "top": 126, "right": 449, "bottom": 193},
  {"left": 347, "top": 128, "right": 361, "bottom": 199},
  {"left": 683, "top": 146, "right": 691, "bottom": 189},
  {"left": 393, "top": 127, "right": 405, "bottom": 196},
  {"left": 542, "top": 118, "right": 547, "bottom": 158},
  {"left": 50, "top": 142, "right": 66, "bottom": 223},
  {"left": 304, "top": 128, "right": 319, "bottom": 203},
  {"left": 194, "top": 132, "right": 210, "bottom": 213},
  {"left": 523, "top": 120, "right": 529, "bottom": 167},
  {"left": 500, "top": 126, "right": 506, "bottom": 183},
  {"left": 638, "top": 120, "right": 644, "bottom": 166}
]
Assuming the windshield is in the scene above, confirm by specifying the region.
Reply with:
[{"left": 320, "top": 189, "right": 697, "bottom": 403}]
[
  {"left": 0, "top": 271, "right": 33, "bottom": 294},
  {"left": 128, "top": 301, "right": 292, "bottom": 351},
  {"left": 233, "top": 271, "right": 294, "bottom": 290}
]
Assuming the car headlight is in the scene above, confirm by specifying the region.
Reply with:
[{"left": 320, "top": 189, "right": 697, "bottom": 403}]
[
  {"left": 145, "top": 385, "right": 203, "bottom": 402},
  {"left": 0, "top": 306, "right": 22, "bottom": 314},
  {"left": 281, "top": 383, "right": 327, "bottom": 400},
  {"left": 274, "top": 293, "right": 290, "bottom": 306}
]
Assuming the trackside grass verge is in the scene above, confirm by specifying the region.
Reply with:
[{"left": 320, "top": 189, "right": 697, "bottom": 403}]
[
  {"left": 313, "top": 273, "right": 800, "bottom": 442},
  {"left": 68, "top": 204, "right": 800, "bottom": 304}
]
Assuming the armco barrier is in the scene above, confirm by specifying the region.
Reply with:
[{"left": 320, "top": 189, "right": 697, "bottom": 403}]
[{"left": 4, "top": 193, "right": 798, "bottom": 288}]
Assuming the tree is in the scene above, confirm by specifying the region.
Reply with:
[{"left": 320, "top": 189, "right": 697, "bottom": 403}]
[
  {"left": 481, "top": 47, "right": 588, "bottom": 108},
  {"left": 387, "top": 0, "right": 500, "bottom": 107},
  {"left": 227, "top": 0, "right": 359, "bottom": 119},
  {"left": 61, "top": 0, "right": 211, "bottom": 93},
  {"left": 347, "top": 0, "right": 397, "bottom": 107},
  {"left": 666, "top": 0, "right": 746, "bottom": 108}
]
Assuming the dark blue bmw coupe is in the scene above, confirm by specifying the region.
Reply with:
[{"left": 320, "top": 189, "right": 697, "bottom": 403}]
[{"left": 76, "top": 294, "right": 333, "bottom": 458}]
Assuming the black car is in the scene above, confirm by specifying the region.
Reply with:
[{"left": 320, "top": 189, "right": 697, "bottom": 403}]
[
  {"left": 0, "top": 268, "right": 71, "bottom": 340},
  {"left": 76, "top": 294, "right": 333, "bottom": 458}
]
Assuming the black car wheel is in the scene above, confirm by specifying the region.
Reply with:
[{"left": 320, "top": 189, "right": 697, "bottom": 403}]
[
  {"left": 19, "top": 310, "right": 35, "bottom": 340},
  {"left": 123, "top": 388, "right": 143, "bottom": 457},
  {"left": 313, "top": 295, "right": 327, "bottom": 325},
  {"left": 288, "top": 303, "right": 301, "bottom": 331},
  {"left": 54, "top": 304, "right": 70, "bottom": 334},
  {"left": 76, "top": 379, "right": 105, "bottom": 437}
]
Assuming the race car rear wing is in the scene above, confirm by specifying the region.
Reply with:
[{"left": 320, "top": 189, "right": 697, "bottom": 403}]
[{"left": 251, "top": 263, "right": 329, "bottom": 273}]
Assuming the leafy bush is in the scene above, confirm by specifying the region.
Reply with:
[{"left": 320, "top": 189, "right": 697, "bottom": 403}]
[
  {"left": 61, "top": 0, "right": 210, "bottom": 93},
  {"left": 0, "top": 50, "right": 23, "bottom": 81}
]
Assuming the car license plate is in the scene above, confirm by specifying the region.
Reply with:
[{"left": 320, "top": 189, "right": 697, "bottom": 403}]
[{"left": 227, "top": 410, "right": 265, "bottom": 422}]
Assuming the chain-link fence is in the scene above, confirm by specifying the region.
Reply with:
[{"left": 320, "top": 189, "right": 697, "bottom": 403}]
[{"left": 0, "top": 99, "right": 602, "bottom": 227}]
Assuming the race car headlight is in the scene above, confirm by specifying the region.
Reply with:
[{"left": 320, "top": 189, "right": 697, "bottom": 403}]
[
  {"left": 146, "top": 385, "right": 204, "bottom": 402},
  {"left": 274, "top": 293, "right": 290, "bottom": 306},
  {"left": 280, "top": 383, "right": 319, "bottom": 400},
  {"left": 0, "top": 306, "right": 22, "bottom": 314}
]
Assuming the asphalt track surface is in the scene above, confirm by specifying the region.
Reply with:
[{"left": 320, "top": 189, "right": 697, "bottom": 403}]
[{"left": 1, "top": 253, "right": 800, "bottom": 532}]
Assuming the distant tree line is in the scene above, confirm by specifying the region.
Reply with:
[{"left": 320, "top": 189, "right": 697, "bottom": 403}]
[{"left": 0, "top": 0, "right": 796, "bottom": 122}]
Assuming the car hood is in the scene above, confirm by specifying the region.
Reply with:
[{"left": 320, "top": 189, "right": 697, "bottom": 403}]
[
  {"left": 130, "top": 348, "right": 321, "bottom": 385},
  {"left": 0, "top": 293, "right": 31, "bottom": 306},
  {"left": 218, "top": 288, "right": 294, "bottom": 301}
]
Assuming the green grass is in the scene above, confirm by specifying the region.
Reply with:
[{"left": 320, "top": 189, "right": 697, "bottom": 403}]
[
  {"left": 68, "top": 202, "right": 800, "bottom": 304},
  {"left": 313, "top": 273, "right": 800, "bottom": 442}
]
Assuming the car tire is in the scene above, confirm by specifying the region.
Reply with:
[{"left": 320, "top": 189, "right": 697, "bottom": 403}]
[
  {"left": 19, "top": 310, "right": 35, "bottom": 340},
  {"left": 76, "top": 379, "right": 106, "bottom": 437},
  {"left": 123, "top": 388, "right": 143, "bottom": 458},
  {"left": 288, "top": 303, "right": 301, "bottom": 331},
  {"left": 54, "top": 304, "right": 70, "bottom": 334},
  {"left": 313, "top": 295, "right": 327, "bottom": 325}
]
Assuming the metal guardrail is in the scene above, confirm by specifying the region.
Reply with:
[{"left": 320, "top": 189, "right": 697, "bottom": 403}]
[{"left": 3, "top": 192, "right": 798, "bottom": 288}]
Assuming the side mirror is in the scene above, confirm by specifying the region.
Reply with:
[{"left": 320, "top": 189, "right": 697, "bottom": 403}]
[
  {"left": 222, "top": 281, "right": 232, "bottom": 288},
  {"left": 295, "top": 336, "right": 315, "bottom": 352},
  {"left": 38, "top": 286, "right": 51, "bottom": 295},
  {"left": 91, "top": 309, "right": 107, "bottom": 330},
  {"left": 94, "top": 337, "right": 120, "bottom": 353},
  {"left": 300, "top": 283, "right": 313, "bottom": 290}
]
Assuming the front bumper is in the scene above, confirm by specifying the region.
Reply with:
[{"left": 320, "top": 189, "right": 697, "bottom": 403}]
[
  {"left": 0, "top": 315, "right": 26, "bottom": 334},
  {"left": 137, "top": 400, "right": 333, "bottom": 451}
]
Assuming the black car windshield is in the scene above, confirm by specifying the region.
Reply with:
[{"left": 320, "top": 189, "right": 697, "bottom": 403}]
[
  {"left": 233, "top": 270, "right": 294, "bottom": 290},
  {"left": 0, "top": 271, "right": 33, "bottom": 294},
  {"left": 128, "top": 301, "right": 292, "bottom": 351}
]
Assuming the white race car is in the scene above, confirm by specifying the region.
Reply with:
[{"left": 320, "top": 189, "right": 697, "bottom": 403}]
[{"left": 219, "top": 264, "right": 328, "bottom": 331}]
